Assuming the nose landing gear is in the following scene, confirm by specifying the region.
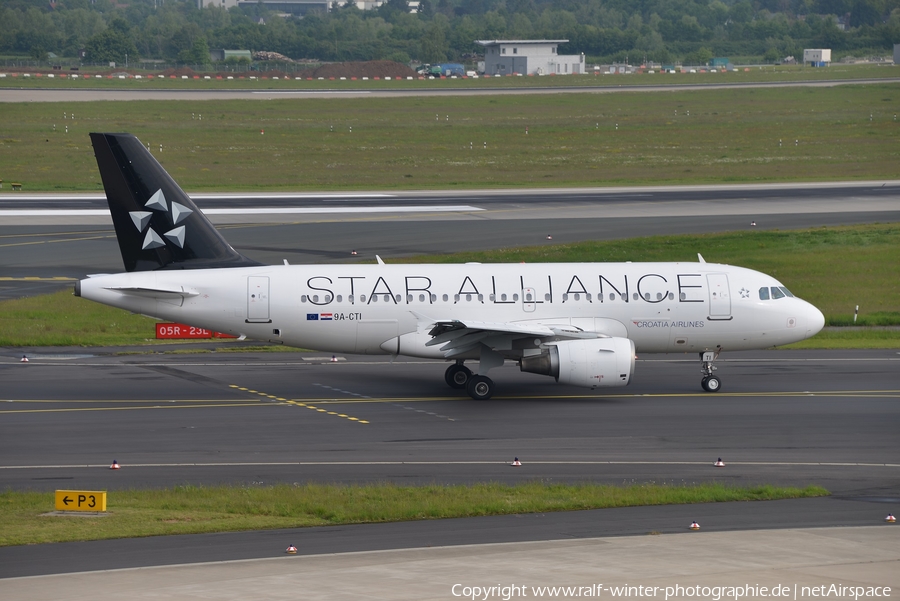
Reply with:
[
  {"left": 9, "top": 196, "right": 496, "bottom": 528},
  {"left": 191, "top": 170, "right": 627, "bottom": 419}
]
[{"left": 700, "top": 350, "right": 722, "bottom": 392}]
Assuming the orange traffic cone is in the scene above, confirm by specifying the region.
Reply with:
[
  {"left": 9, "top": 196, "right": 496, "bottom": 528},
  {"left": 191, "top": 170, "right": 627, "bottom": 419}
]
[
  {"left": 511, "top": 457, "right": 522, "bottom": 466},
  {"left": 690, "top": 521, "right": 700, "bottom": 530},
  {"left": 886, "top": 514, "right": 896, "bottom": 523},
  {"left": 20, "top": 354, "right": 28, "bottom": 363},
  {"left": 714, "top": 458, "right": 725, "bottom": 467},
  {"left": 109, "top": 460, "right": 120, "bottom": 470},
  {"left": 286, "top": 544, "right": 298, "bottom": 554}
]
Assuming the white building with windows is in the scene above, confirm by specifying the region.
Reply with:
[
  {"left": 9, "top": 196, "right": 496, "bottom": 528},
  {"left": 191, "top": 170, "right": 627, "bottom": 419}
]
[{"left": 476, "top": 40, "right": 584, "bottom": 76}]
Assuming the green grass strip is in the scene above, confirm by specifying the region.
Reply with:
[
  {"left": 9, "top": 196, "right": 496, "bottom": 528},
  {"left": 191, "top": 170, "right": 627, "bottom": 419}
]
[
  {"left": 0, "top": 482, "right": 828, "bottom": 546},
  {"left": 1, "top": 82, "right": 898, "bottom": 191}
]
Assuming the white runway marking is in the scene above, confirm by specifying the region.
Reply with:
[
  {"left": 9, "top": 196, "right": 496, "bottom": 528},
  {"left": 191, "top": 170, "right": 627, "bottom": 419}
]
[
  {"left": 2, "top": 460, "right": 897, "bottom": 469},
  {"left": 0, "top": 205, "right": 483, "bottom": 217}
]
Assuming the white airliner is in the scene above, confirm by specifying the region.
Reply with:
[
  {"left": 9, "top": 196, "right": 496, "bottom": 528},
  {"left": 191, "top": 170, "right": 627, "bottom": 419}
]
[{"left": 76, "top": 133, "right": 825, "bottom": 399}]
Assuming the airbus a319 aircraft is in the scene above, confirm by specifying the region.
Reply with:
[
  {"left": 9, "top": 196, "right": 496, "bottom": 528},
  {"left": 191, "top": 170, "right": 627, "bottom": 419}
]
[{"left": 76, "top": 133, "right": 825, "bottom": 399}]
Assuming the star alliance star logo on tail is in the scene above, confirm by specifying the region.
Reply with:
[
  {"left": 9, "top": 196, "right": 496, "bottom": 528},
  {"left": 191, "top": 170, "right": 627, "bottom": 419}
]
[{"left": 128, "top": 189, "right": 193, "bottom": 250}]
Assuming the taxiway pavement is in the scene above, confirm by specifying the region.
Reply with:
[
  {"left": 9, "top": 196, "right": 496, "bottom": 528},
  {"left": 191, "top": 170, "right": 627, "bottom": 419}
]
[{"left": 0, "top": 348, "right": 897, "bottom": 581}]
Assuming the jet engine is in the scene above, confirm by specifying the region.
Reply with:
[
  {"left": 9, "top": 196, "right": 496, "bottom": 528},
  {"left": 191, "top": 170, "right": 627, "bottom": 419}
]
[{"left": 519, "top": 338, "right": 635, "bottom": 388}]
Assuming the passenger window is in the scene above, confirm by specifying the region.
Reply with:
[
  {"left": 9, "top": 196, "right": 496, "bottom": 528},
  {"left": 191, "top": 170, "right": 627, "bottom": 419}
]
[
  {"left": 545, "top": 293, "right": 551, "bottom": 301},
  {"left": 466, "top": 294, "right": 472, "bottom": 302},
  {"left": 442, "top": 294, "right": 448, "bottom": 302},
  {"left": 562, "top": 294, "right": 569, "bottom": 301},
  {"left": 501, "top": 293, "right": 507, "bottom": 301},
  {"left": 668, "top": 292, "right": 674, "bottom": 300},
  {"left": 454, "top": 294, "right": 460, "bottom": 302},
  {"left": 349, "top": 294, "right": 354, "bottom": 303},
  {"left": 478, "top": 294, "right": 484, "bottom": 301},
  {"left": 780, "top": 287, "right": 794, "bottom": 298},
  {"left": 771, "top": 287, "right": 785, "bottom": 299},
  {"left": 573, "top": 293, "right": 579, "bottom": 301},
  {"left": 759, "top": 287, "right": 770, "bottom": 300},
  {"left": 431, "top": 294, "right": 437, "bottom": 302},
  {"left": 360, "top": 295, "right": 366, "bottom": 302},
  {"left": 301, "top": 295, "right": 307, "bottom": 302},
  {"left": 407, "top": 294, "right": 413, "bottom": 302},
  {"left": 610, "top": 293, "right": 616, "bottom": 301},
  {"left": 419, "top": 294, "right": 425, "bottom": 302},
  {"left": 371, "top": 295, "right": 378, "bottom": 303},
  {"left": 336, "top": 295, "right": 342, "bottom": 302},
  {"left": 513, "top": 294, "right": 519, "bottom": 301},
  {"left": 586, "top": 293, "right": 591, "bottom": 301}
]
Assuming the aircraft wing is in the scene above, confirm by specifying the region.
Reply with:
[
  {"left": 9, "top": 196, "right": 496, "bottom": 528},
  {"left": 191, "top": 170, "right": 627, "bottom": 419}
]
[{"left": 420, "top": 316, "right": 606, "bottom": 358}]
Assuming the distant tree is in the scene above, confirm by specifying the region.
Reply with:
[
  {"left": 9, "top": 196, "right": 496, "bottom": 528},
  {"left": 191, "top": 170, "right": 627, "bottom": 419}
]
[
  {"left": 83, "top": 19, "right": 138, "bottom": 64},
  {"left": 179, "top": 36, "right": 211, "bottom": 65},
  {"left": 30, "top": 45, "right": 48, "bottom": 63}
]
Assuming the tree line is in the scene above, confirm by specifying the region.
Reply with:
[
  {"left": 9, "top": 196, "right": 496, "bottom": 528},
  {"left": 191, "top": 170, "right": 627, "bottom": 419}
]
[{"left": 2, "top": 0, "right": 898, "bottom": 67}]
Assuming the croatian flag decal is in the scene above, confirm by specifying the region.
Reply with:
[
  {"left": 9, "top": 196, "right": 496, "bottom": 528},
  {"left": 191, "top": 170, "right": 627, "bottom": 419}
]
[
  {"left": 306, "top": 314, "right": 318, "bottom": 321},
  {"left": 320, "top": 313, "right": 333, "bottom": 320}
]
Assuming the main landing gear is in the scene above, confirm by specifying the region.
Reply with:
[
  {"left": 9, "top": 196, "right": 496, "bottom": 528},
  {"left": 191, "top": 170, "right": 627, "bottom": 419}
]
[
  {"left": 444, "top": 362, "right": 471, "bottom": 389},
  {"left": 700, "top": 351, "right": 722, "bottom": 392},
  {"left": 444, "top": 360, "right": 496, "bottom": 400}
]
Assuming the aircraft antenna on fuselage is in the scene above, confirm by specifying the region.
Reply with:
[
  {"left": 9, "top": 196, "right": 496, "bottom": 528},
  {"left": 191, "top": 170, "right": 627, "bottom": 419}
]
[{"left": 697, "top": 253, "right": 707, "bottom": 263}]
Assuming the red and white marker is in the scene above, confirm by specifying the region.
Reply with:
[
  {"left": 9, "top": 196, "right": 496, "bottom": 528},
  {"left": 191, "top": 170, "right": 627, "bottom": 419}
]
[
  {"left": 886, "top": 514, "right": 897, "bottom": 523},
  {"left": 286, "top": 544, "right": 298, "bottom": 554},
  {"left": 511, "top": 457, "right": 522, "bottom": 466},
  {"left": 690, "top": 521, "right": 700, "bottom": 530},
  {"left": 109, "top": 460, "right": 120, "bottom": 470},
  {"left": 20, "top": 355, "right": 28, "bottom": 363},
  {"left": 714, "top": 458, "right": 725, "bottom": 467}
]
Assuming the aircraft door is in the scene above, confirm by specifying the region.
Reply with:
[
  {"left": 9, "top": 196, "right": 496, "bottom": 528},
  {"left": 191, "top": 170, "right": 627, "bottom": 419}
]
[
  {"left": 247, "top": 276, "right": 271, "bottom": 323},
  {"left": 707, "top": 274, "right": 732, "bottom": 320},
  {"left": 522, "top": 287, "right": 536, "bottom": 312}
]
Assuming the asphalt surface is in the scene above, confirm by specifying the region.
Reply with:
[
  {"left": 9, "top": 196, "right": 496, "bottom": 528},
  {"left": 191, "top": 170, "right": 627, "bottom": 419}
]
[{"left": 0, "top": 348, "right": 898, "bottom": 578}]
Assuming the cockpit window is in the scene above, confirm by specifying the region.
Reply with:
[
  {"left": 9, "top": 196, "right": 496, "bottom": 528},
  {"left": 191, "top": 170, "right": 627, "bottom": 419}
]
[
  {"left": 780, "top": 287, "right": 794, "bottom": 298},
  {"left": 771, "top": 287, "right": 785, "bottom": 299},
  {"left": 759, "top": 287, "right": 770, "bottom": 300}
]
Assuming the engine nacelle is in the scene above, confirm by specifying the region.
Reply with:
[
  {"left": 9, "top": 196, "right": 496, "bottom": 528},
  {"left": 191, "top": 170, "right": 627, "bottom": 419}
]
[{"left": 519, "top": 337, "right": 635, "bottom": 389}]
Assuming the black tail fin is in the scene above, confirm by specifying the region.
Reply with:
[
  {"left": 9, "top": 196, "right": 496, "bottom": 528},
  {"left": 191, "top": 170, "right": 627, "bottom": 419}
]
[{"left": 90, "top": 132, "right": 261, "bottom": 272}]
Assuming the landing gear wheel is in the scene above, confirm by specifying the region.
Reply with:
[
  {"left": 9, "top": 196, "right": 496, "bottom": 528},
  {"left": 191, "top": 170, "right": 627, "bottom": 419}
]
[
  {"left": 444, "top": 364, "right": 472, "bottom": 389},
  {"left": 701, "top": 375, "right": 722, "bottom": 393},
  {"left": 466, "top": 375, "right": 494, "bottom": 400}
]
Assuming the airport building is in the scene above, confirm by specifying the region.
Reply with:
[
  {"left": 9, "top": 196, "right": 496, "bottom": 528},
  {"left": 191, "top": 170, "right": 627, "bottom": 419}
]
[
  {"left": 476, "top": 40, "right": 585, "bottom": 76},
  {"left": 803, "top": 48, "right": 831, "bottom": 67}
]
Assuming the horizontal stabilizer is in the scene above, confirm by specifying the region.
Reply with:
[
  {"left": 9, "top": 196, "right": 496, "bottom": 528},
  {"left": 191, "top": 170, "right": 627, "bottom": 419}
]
[{"left": 103, "top": 286, "right": 199, "bottom": 299}]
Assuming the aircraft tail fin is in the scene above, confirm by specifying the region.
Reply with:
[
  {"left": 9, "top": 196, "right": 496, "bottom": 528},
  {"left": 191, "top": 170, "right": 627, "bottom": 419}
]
[{"left": 90, "top": 132, "right": 261, "bottom": 272}]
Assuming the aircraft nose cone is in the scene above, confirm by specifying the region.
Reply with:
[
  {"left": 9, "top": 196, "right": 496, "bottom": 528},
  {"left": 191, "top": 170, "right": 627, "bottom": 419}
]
[{"left": 807, "top": 303, "right": 825, "bottom": 337}]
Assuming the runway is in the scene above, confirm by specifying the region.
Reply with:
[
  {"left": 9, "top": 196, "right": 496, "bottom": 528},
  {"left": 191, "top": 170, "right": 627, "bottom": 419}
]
[{"left": 2, "top": 181, "right": 900, "bottom": 300}]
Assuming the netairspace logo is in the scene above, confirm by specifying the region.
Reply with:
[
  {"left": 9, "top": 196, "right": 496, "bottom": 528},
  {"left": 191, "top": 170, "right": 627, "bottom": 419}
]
[{"left": 450, "top": 584, "right": 893, "bottom": 600}]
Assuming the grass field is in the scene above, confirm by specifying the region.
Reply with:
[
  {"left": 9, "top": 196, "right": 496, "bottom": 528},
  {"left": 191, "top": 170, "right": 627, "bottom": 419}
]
[
  {"left": 0, "top": 482, "right": 828, "bottom": 546},
  {"left": 1, "top": 224, "right": 897, "bottom": 347},
  {"left": 0, "top": 83, "right": 898, "bottom": 191}
]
